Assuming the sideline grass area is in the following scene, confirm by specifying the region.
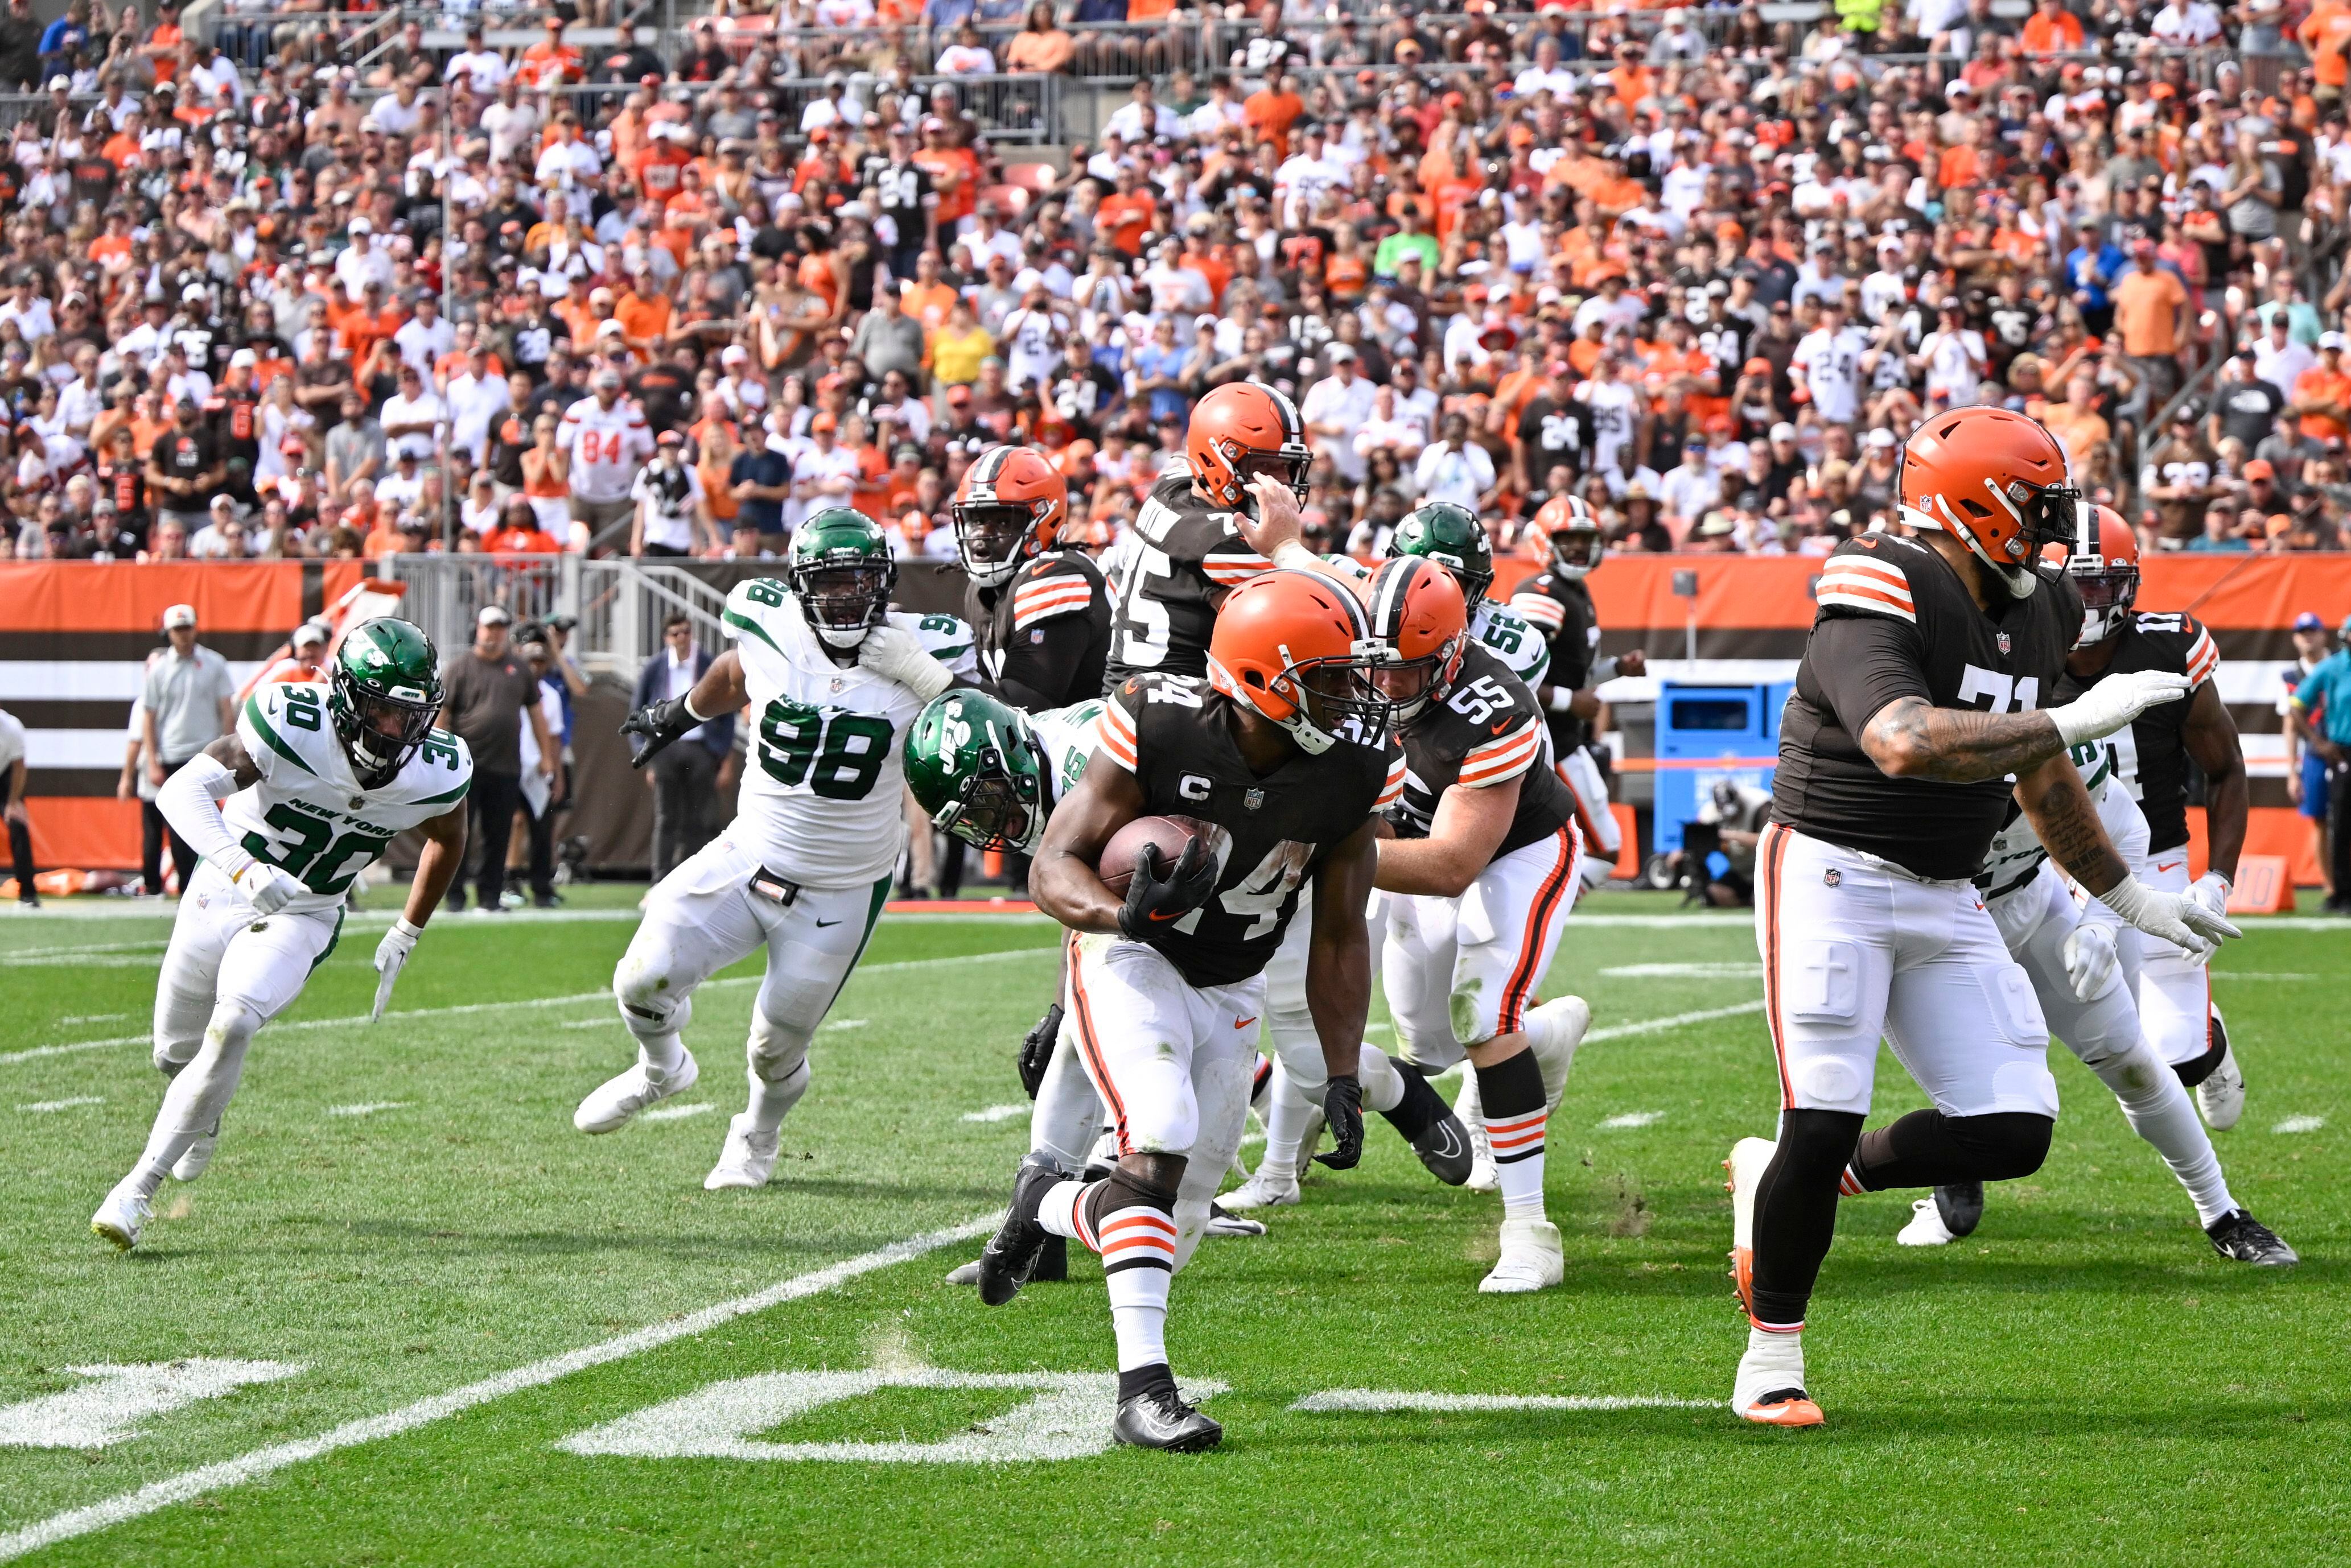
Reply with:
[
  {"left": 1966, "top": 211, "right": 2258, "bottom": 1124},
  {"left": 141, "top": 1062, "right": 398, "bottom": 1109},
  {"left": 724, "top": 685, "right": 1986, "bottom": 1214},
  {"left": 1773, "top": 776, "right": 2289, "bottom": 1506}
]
[{"left": 0, "top": 892, "right": 2343, "bottom": 1565}]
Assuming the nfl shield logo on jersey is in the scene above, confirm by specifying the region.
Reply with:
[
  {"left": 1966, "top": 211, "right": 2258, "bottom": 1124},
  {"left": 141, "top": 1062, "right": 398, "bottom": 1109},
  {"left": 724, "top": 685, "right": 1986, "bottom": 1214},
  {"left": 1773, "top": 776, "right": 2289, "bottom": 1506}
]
[
  {"left": 1244, "top": 789, "right": 1265, "bottom": 811},
  {"left": 1997, "top": 632, "right": 2011, "bottom": 654}
]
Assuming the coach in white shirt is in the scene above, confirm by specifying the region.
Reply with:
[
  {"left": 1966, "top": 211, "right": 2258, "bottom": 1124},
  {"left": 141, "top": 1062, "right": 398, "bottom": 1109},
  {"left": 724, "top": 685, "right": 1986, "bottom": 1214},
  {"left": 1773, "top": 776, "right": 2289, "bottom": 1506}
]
[{"left": 1300, "top": 344, "right": 1378, "bottom": 484}]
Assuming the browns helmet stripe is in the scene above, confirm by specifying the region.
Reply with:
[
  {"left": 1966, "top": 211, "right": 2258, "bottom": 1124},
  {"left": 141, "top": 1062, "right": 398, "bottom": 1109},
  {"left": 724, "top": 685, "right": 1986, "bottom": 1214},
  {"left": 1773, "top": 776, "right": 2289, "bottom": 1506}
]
[{"left": 1368, "top": 554, "right": 1432, "bottom": 642}]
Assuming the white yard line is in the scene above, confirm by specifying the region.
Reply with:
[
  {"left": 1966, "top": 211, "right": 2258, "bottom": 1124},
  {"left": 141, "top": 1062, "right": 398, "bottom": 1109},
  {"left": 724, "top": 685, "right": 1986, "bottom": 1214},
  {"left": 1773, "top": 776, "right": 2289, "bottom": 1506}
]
[
  {"left": 1584, "top": 1001, "right": 1767, "bottom": 1042},
  {"left": 1600, "top": 963, "right": 1763, "bottom": 980},
  {"left": 639, "top": 1103, "right": 715, "bottom": 1123},
  {"left": 1598, "top": 1111, "right": 1664, "bottom": 1129},
  {"left": 18, "top": 1096, "right": 102, "bottom": 1113},
  {"left": 2272, "top": 1115, "right": 2325, "bottom": 1134},
  {"left": 325, "top": 1103, "right": 411, "bottom": 1119},
  {"left": 1291, "top": 1389, "right": 1716, "bottom": 1413},
  {"left": 0, "top": 947, "right": 1061, "bottom": 1069},
  {"left": 0, "top": 1215, "right": 997, "bottom": 1565},
  {"left": 959, "top": 1104, "right": 1027, "bottom": 1124}
]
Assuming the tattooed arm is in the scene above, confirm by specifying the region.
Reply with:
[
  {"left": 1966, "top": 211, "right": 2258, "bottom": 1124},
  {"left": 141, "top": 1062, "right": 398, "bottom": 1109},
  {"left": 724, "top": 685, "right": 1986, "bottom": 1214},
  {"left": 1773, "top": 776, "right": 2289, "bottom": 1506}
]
[
  {"left": 1859, "top": 696, "right": 2067, "bottom": 784},
  {"left": 2012, "top": 752, "right": 2127, "bottom": 895}
]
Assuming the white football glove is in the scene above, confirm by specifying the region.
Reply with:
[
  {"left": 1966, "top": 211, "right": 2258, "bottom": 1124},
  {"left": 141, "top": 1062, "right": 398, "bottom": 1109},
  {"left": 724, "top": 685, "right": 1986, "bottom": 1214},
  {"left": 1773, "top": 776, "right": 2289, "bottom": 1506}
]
[
  {"left": 857, "top": 624, "right": 954, "bottom": 702},
  {"left": 2060, "top": 922, "right": 2118, "bottom": 1001},
  {"left": 2048, "top": 670, "right": 2195, "bottom": 748},
  {"left": 370, "top": 917, "right": 423, "bottom": 1023},
  {"left": 230, "top": 857, "right": 304, "bottom": 916},
  {"left": 2187, "top": 871, "right": 2233, "bottom": 922},
  {"left": 2099, "top": 873, "right": 2241, "bottom": 962}
]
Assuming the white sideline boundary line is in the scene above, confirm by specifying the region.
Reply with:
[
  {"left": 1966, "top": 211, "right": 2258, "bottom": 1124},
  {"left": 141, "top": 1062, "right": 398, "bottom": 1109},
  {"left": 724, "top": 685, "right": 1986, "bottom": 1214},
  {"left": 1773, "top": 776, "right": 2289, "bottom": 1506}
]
[
  {"left": 0, "top": 946, "right": 1061, "bottom": 1068},
  {"left": 0, "top": 1215, "right": 998, "bottom": 1564},
  {"left": 1292, "top": 1390, "right": 1717, "bottom": 1413}
]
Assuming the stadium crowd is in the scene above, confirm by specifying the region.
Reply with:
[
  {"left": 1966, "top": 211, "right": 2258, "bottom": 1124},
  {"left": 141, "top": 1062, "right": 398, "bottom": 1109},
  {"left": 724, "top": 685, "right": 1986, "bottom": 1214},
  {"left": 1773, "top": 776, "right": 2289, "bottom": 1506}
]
[{"left": 6, "top": 0, "right": 2351, "bottom": 566}]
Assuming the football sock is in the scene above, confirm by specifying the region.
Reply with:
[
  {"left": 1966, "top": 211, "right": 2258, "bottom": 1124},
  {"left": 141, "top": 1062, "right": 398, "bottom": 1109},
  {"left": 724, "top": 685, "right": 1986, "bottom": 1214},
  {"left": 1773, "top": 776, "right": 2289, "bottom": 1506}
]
[
  {"left": 1030, "top": 1039, "right": 1101, "bottom": 1173},
  {"left": 745, "top": 1057, "right": 809, "bottom": 1136},
  {"left": 130, "top": 1000, "right": 258, "bottom": 1203},
  {"left": 1844, "top": 1109, "right": 2053, "bottom": 1191},
  {"left": 1257, "top": 1064, "right": 1319, "bottom": 1181},
  {"left": 636, "top": 1030, "right": 688, "bottom": 1081},
  {"left": 1081, "top": 1170, "right": 1179, "bottom": 1375},
  {"left": 2090, "top": 1042, "right": 2235, "bottom": 1226},
  {"left": 1734, "top": 1324, "right": 1807, "bottom": 1409},
  {"left": 1358, "top": 1045, "right": 1406, "bottom": 1116},
  {"left": 1036, "top": 1178, "right": 1094, "bottom": 1241},
  {"left": 1475, "top": 1049, "right": 1549, "bottom": 1219},
  {"left": 1749, "top": 1108, "right": 1863, "bottom": 1332}
]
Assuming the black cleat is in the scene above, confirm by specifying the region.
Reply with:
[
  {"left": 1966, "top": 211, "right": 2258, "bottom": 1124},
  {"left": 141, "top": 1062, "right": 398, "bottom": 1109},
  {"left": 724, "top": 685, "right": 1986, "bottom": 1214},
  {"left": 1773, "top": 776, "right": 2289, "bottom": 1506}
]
[
  {"left": 1933, "top": 1181, "right": 1984, "bottom": 1239},
  {"left": 978, "top": 1154, "right": 1067, "bottom": 1306},
  {"left": 1113, "top": 1383, "right": 1223, "bottom": 1452},
  {"left": 1034, "top": 1232, "right": 1069, "bottom": 1281},
  {"left": 2206, "top": 1209, "right": 2299, "bottom": 1266},
  {"left": 1411, "top": 1111, "right": 1475, "bottom": 1186}
]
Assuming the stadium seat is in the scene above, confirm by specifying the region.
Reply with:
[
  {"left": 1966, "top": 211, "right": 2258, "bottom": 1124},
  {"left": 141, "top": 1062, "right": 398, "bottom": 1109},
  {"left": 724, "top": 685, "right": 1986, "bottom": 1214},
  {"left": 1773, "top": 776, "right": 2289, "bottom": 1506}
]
[
  {"left": 1000, "top": 162, "right": 1057, "bottom": 194},
  {"left": 980, "top": 183, "right": 1030, "bottom": 217}
]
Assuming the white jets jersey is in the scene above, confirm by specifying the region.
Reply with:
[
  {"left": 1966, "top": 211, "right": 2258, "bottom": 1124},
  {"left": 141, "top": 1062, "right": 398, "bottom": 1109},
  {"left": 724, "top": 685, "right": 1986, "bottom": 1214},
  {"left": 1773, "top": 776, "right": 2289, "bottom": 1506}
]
[
  {"left": 722, "top": 578, "right": 977, "bottom": 886},
  {"left": 230, "top": 681, "right": 475, "bottom": 915},
  {"left": 1316, "top": 552, "right": 1549, "bottom": 686},
  {"left": 1031, "top": 698, "right": 1106, "bottom": 804},
  {"left": 558, "top": 395, "right": 654, "bottom": 502}
]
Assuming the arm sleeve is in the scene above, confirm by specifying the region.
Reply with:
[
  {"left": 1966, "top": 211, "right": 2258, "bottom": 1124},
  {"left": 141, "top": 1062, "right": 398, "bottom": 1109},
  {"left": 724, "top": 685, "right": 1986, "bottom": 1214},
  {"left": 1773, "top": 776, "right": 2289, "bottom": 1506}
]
[
  {"left": 156, "top": 753, "right": 252, "bottom": 874},
  {"left": 1804, "top": 610, "right": 1932, "bottom": 739}
]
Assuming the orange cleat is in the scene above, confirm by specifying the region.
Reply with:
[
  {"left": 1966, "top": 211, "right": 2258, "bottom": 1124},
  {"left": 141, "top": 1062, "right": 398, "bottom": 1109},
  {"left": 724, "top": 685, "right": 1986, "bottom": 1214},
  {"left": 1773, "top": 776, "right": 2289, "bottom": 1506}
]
[{"left": 1740, "top": 1392, "right": 1825, "bottom": 1428}]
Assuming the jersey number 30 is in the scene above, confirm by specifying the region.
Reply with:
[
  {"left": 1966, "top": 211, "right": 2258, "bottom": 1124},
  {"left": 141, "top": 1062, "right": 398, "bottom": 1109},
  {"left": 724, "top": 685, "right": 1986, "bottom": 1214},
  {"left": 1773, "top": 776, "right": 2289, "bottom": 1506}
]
[{"left": 759, "top": 698, "right": 892, "bottom": 799}]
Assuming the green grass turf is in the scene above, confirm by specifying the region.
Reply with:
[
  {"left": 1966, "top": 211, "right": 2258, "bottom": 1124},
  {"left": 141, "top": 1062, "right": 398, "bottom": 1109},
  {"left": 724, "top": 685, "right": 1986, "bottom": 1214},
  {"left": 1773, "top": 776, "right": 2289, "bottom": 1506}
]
[{"left": 0, "top": 889, "right": 2344, "bottom": 1565}]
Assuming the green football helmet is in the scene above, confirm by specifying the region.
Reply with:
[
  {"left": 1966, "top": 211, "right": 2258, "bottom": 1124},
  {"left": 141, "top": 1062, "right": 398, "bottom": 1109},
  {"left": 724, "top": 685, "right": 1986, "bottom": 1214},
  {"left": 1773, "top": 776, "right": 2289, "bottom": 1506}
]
[
  {"left": 790, "top": 507, "right": 897, "bottom": 649},
  {"left": 903, "top": 691, "right": 1053, "bottom": 855},
  {"left": 1387, "top": 501, "right": 1494, "bottom": 606},
  {"left": 328, "top": 617, "right": 444, "bottom": 785}
]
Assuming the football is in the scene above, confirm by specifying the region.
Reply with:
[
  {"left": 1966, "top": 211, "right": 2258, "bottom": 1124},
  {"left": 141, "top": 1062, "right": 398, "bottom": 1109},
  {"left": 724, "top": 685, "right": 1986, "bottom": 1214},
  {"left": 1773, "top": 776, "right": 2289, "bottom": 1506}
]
[{"left": 1097, "top": 814, "right": 1212, "bottom": 895}]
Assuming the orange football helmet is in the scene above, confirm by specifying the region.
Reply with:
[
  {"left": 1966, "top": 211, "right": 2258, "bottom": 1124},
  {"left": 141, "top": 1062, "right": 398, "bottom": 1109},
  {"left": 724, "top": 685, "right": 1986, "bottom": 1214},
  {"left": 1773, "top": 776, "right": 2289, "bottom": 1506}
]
[
  {"left": 1187, "top": 383, "right": 1311, "bottom": 514},
  {"left": 1207, "top": 569, "right": 1391, "bottom": 753},
  {"left": 1898, "top": 406, "right": 2078, "bottom": 597},
  {"left": 953, "top": 444, "right": 1068, "bottom": 588},
  {"left": 1363, "top": 556, "right": 1468, "bottom": 721},
  {"left": 1534, "top": 493, "right": 1604, "bottom": 578}
]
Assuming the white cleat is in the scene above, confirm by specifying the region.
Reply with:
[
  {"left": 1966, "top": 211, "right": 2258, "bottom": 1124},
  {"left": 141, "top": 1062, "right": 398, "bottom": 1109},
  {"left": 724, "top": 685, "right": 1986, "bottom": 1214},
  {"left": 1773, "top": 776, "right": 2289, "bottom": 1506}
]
[
  {"left": 171, "top": 1120, "right": 220, "bottom": 1182},
  {"left": 1897, "top": 1196, "right": 1957, "bottom": 1247},
  {"left": 704, "top": 1113, "right": 780, "bottom": 1190},
  {"left": 90, "top": 1183, "right": 151, "bottom": 1251},
  {"left": 1479, "top": 1216, "right": 1563, "bottom": 1293},
  {"left": 1219, "top": 1167, "right": 1300, "bottom": 1211},
  {"left": 2197, "top": 1045, "right": 2245, "bottom": 1130},
  {"left": 944, "top": 1259, "right": 983, "bottom": 1286},
  {"left": 1724, "top": 1136, "right": 1775, "bottom": 1315},
  {"left": 1527, "top": 995, "right": 1592, "bottom": 1110},
  {"left": 573, "top": 1051, "right": 699, "bottom": 1134}
]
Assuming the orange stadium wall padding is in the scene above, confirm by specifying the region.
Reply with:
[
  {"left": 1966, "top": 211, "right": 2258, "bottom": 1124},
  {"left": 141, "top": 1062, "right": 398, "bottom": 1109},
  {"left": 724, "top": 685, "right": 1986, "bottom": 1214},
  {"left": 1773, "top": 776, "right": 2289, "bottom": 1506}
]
[{"left": 8, "top": 558, "right": 2350, "bottom": 880}]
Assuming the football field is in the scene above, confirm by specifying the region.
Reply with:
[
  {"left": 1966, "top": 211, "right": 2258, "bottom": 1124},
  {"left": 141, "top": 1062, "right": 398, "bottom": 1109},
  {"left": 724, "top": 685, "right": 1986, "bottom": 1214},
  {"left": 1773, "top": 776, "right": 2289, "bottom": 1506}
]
[{"left": 1, "top": 887, "right": 2344, "bottom": 1565}]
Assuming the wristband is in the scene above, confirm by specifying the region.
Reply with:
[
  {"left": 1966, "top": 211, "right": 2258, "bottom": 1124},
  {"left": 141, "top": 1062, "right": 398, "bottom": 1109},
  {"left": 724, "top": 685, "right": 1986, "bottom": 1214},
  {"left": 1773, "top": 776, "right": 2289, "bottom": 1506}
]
[
  {"left": 683, "top": 694, "right": 710, "bottom": 724},
  {"left": 1547, "top": 687, "right": 1578, "bottom": 713},
  {"left": 392, "top": 917, "right": 425, "bottom": 940},
  {"left": 1590, "top": 655, "right": 1620, "bottom": 683}
]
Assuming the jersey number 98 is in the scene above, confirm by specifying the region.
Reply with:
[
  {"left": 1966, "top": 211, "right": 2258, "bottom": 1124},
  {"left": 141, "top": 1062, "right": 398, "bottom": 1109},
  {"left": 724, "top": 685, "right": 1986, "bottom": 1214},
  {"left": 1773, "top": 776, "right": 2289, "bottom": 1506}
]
[{"left": 759, "top": 698, "right": 893, "bottom": 800}]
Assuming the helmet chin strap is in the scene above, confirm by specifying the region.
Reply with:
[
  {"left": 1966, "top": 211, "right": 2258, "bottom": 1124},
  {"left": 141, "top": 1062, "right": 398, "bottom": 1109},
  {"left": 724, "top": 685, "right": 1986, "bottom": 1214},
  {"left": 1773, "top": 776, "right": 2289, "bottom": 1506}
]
[{"left": 1912, "top": 502, "right": 2039, "bottom": 600}]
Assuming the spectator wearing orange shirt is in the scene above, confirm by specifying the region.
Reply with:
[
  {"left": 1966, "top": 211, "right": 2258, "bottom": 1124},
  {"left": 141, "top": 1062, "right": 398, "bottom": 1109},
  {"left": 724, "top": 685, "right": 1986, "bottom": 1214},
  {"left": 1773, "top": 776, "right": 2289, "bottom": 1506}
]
[
  {"left": 2110, "top": 241, "right": 2190, "bottom": 403},
  {"left": 1096, "top": 165, "right": 1158, "bottom": 257},
  {"left": 632, "top": 121, "right": 693, "bottom": 213},
  {"left": 2020, "top": 0, "right": 2086, "bottom": 54},
  {"left": 1243, "top": 72, "right": 1304, "bottom": 160},
  {"left": 519, "top": 16, "right": 583, "bottom": 90},
  {"left": 2302, "top": 0, "right": 2351, "bottom": 98},
  {"left": 614, "top": 265, "right": 674, "bottom": 357},
  {"left": 2292, "top": 335, "right": 2351, "bottom": 445}
]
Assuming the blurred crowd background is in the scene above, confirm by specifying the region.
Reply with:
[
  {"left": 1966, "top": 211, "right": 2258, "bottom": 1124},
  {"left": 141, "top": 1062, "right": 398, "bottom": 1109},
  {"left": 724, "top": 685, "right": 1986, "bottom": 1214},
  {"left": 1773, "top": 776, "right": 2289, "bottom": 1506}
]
[{"left": 6, "top": 0, "right": 2351, "bottom": 568}]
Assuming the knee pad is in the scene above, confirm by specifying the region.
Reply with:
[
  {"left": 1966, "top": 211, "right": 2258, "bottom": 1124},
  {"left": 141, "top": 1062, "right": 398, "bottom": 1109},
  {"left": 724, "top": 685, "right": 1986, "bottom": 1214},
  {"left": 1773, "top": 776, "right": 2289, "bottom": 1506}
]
[
  {"left": 1092, "top": 1163, "right": 1179, "bottom": 1219},
  {"left": 1944, "top": 1111, "right": 2054, "bottom": 1182},
  {"left": 614, "top": 952, "right": 691, "bottom": 1036},
  {"left": 204, "top": 998, "right": 263, "bottom": 1054},
  {"left": 746, "top": 1010, "right": 811, "bottom": 1085}
]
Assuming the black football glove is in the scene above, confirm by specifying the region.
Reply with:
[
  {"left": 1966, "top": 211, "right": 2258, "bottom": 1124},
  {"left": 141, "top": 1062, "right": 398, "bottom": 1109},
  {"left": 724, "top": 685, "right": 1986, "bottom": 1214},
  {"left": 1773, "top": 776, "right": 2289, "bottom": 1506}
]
[
  {"left": 1114, "top": 839, "right": 1218, "bottom": 942},
  {"left": 620, "top": 696, "right": 696, "bottom": 768},
  {"left": 1314, "top": 1073, "right": 1366, "bottom": 1170},
  {"left": 1016, "top": 1001, "right": 1064, "bottom": 1100}
]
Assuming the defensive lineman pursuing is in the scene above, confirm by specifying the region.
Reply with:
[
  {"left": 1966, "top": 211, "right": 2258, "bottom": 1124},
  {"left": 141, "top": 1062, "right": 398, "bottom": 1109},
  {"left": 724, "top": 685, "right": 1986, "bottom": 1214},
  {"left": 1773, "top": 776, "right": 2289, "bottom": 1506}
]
[
  {"left": 92, "top": 620, "right": 472, "bottom": 1249},
  {"left": 574, "top": 510, "right": 974, "bottom": 1187},
  {"left": 1723, "top": 407, "right": 2239, "bottom": 1426}
]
